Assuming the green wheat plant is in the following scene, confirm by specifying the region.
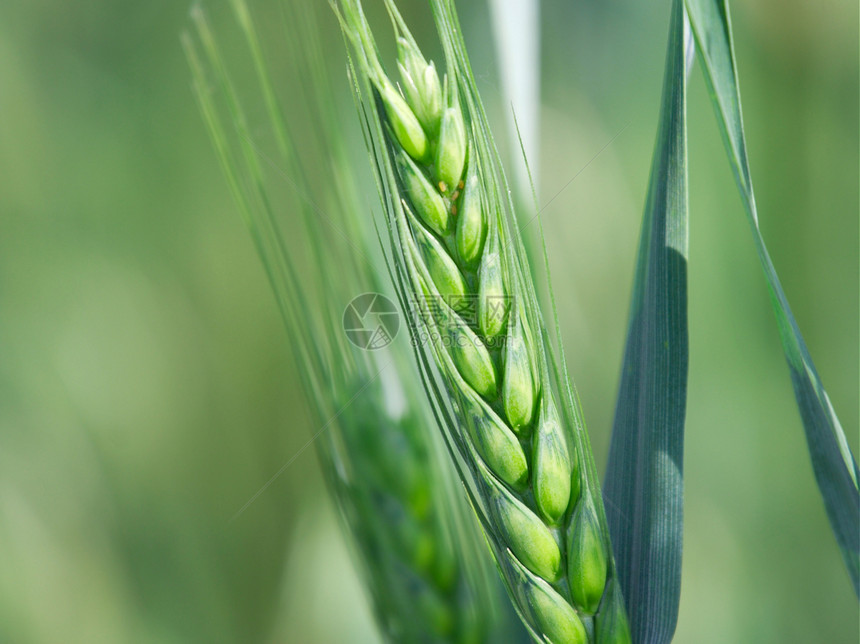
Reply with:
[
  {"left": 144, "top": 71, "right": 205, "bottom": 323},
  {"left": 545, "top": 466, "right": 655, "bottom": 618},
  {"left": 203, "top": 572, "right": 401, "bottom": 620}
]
[
  {"left": 183, "top": 2, "right": 529, "bottom": 641},
  {"left": 184, "top": 0, "right": 857, "bottom": 641},
  {"left": 335, "top": 1, "right": 630, "bottom": 641}
]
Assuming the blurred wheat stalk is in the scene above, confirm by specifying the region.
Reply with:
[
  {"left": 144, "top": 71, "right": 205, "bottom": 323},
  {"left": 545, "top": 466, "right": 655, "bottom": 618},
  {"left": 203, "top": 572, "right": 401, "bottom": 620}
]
[{"left": 183, "top": 1, "right": 528, "bottom": 641}]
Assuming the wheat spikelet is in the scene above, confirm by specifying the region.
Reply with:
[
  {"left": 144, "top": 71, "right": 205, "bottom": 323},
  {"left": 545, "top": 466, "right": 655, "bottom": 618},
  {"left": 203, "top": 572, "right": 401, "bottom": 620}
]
[{"left": 337, "top": 1, "right": 631, "bottom": 641}]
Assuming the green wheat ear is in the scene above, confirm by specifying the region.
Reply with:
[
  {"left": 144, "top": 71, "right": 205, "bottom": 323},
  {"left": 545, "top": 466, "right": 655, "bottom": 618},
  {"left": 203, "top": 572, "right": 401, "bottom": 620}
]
[
  {"left": 184, "top": 1, "right": 529, "bottom": 641},
  {"left": 336, "top": 0, "right": 631, "bottom": 641}
]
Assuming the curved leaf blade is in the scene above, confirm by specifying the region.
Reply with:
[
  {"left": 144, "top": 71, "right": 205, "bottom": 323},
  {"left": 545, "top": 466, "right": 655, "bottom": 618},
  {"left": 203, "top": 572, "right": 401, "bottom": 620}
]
[
  {"left": 602, "top": 1, "right": 690, "bottom": 642},
  {"left": 685, "top": 0, "right": 860, "bottom": 595}
]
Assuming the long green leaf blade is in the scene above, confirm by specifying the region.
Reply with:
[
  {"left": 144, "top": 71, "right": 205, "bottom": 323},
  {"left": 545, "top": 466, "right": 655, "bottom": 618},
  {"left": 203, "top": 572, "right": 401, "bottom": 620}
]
[
  {"left": 685, "top": 0, "right": 860, "bottom": 594},
  {"left": 602, "top": 1, "right": 690, "bottom": 641}
]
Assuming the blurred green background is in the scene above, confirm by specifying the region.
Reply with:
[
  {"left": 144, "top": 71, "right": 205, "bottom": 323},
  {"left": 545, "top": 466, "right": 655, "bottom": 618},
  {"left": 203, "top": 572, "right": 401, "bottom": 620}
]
[{"left": 0, "top": 0, "right": 856, "bottom": 642}]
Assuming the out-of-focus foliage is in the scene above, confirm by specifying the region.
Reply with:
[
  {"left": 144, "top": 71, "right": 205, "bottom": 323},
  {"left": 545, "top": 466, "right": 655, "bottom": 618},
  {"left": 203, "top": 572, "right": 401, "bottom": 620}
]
[
  {"left": 686, "top": 0, "right": 859, "bottom": 595},
  {"left": 0, "top": 0, "right": 856, "bottom": 643}
]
